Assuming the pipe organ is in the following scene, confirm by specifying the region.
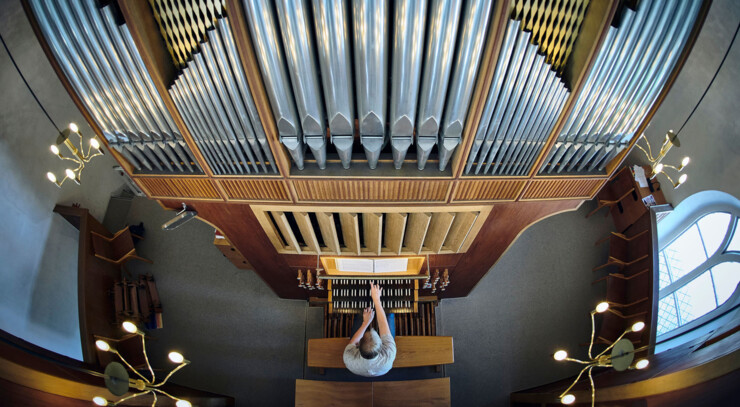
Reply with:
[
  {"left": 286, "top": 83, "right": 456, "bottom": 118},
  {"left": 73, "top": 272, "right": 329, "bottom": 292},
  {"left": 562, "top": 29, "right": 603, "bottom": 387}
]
[{"left": 25, "top": 0, "right": 708, "bottom": 299}]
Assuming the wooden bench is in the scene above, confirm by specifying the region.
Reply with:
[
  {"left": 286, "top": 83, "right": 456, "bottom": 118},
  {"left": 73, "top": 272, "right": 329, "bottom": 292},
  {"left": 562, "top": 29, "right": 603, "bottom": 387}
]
[
  {"left": 307, "top": 336, "right": 454, "bottom": 370},
  {"left": 295, "top": 377, "right": 450, "bottom": 407}
]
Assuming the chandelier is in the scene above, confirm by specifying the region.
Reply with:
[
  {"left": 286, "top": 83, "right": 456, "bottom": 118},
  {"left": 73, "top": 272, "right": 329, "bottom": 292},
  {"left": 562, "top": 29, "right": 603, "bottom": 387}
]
[
  {"left": 552, "top": 301, "right": 650, "bottom": 406},
  {"left": 46, "top": 122, "right": 103, "bottom": 187},
  {"left": 635, "top": 131, "right": 689, "bottom": 189},
  {"left": 92, "top": 321, "right": 192, "bottom": 407}
]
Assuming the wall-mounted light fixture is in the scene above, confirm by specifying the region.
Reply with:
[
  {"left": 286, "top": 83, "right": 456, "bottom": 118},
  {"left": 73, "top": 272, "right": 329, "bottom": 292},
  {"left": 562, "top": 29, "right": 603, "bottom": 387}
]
[
  {"left": 46, "top": 122, "right": 103, "bottom": 187},
  {"left": 635, "top": 130, "right": 690, "bottom": 189},
  {"left": 93, "top": 321, "right": 192, "bottom": 406},
  {"left": 552, "top": 301, "right": 650, "bottom": 406}
]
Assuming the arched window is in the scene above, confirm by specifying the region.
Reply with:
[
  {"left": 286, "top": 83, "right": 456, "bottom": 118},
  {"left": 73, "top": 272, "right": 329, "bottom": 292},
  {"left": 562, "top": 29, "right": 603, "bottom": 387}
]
[{"left": 655, "top": 191, "right": 740, "bottom": 347}]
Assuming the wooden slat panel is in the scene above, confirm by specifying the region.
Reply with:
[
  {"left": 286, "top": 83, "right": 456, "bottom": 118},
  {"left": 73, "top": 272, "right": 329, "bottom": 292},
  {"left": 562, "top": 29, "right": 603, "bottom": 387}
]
[
  {"left": 522, "top": 179, "right": 604, "bottom": 200},
  {"left": 316, "top": 212, "right": 340, "bottom": 254},
  {"left": 404, "top": 213, "right": 432, "bottom": 255},
  {"left": 424, "top": 213, "right": 456, "bottom": 254},
  {"left": 384, "top": 213, "right": 408, "bottom": 255},
  {"left": 273, "top": 211, "right": 301, "bottom": 253},
  {"left": 452, "top": 179, "right": 527, "bottom": 202},
  {"left": 373, "top": 378, "right": 450, "bottom": 407},
  {"left": 295, "top": 380, "right": 371, "bottom": 407},
  {"left": 292, "top": 180, "right": 450, "bottom": 202},
  {"left": 218, "top": 179, "right": 290, "bottom": 201},
  {"left": 294, "top": 212, "right": 320, "bottom": 253},
  {"left": 339, "top": 213, "right": 360, "bottom": 255},
  {"left": 362, "top": 213, "right": 382, "bottom": 255},
  {"left": 443, "top": 212, "right": 479, "bottom": 252},
  {"left": 307, "top": 337, "right": 454, "bottom": 368},
  {"left": 136, "top": 177, "right": 221, "bottom": 199}
]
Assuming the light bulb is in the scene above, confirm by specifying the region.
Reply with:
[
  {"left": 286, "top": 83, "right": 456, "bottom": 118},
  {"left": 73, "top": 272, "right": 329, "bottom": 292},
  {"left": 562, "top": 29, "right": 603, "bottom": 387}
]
[
  {"left": 65, "top": 169, "right": 75, "bottom": 180},
  {"left": 50, "top": 144, "right": 60, "bottom": 155},
  {"left": 46, "top": 172, "right": 57, "bottom": 183},
  {"left": 561, "top": 394, "right": 575, "bottom": 404},
  {"left": 90, "top": 138, "right": 100, "bottom": 150},
  {"left": 69, "top": 123, "right": 79, "bottom": 133},
  {"left": 95, "top": 340, "right": 110, "bottom": 352},
  {"left": 169, "top": 351, "right": 185, "bottom": 364},
  {"left": 678, "top": 174, "right": 688, "bottom": 185},
  {"left": 93, "top": 396, "right": 108, "bottom": 406},
  {"left": 681, "top": 156, "right": 690, "bottom": 167},
  {"left": 176, "top": 400, "right": 192, "bottom": 407},
  {"left": 122, "top": 321, "right": 137, "bottom": 333},
  {"left": 635, "top": 358, "right": 649, "bottom": 369},
  {"left": 553, "top": 350, "right": 568, "bottom": 361},
  {"left": 595, "top": 302, "right": 609, "bottom": 313},
  {"left": 631, "top": 321, "right": 645, "bottom": 332},
  {"left": 653, "top": 163, "right": 664, "bottom": 174}
]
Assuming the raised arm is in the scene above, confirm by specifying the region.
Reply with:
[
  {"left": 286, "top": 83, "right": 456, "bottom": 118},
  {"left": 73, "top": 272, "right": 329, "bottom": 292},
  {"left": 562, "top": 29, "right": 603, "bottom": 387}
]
[
  {"left": 371, "top": 283, "right": 391, "bottom": 337},
  {"left": 349, "top": 307, "right": 374, "bottom": 346}
]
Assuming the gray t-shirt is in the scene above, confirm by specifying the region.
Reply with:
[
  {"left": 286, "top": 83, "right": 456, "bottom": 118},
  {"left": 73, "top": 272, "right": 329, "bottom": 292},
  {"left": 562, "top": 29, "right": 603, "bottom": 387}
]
[{"left": 343, "top": 334, "right": 396, "bottom": 377}]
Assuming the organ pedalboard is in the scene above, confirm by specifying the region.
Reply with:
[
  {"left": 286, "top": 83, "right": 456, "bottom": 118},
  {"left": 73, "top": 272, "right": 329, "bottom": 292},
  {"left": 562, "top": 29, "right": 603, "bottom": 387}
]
[{"left": 328, "top": 279, "right": 419, "bottom": 314}]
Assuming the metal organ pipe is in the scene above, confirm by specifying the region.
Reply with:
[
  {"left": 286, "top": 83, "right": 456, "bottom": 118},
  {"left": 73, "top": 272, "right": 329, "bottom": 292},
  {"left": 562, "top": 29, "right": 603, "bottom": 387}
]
[
  {"left": 439, "top": 0, "right": 494, "bottom": 171},
  {"left": 542, "top": 0, "right": 701, "bottom": 174},
  {"left": 389, "top": 0, "right": 427, "bottom": 169},
  {"left": 313, "top": 0, "right": 355, "bottom": 169},
  {"left": 352, "top": 0, "right": 390, "bottom": 169},
  {"left": 416, "top": 0, "right": 463, "bottom": 170},
  {"left": 276, "top": 0, "right": 328, "bottom": 169},
  {"left": 242, "top": 0, "right": 305, "bottom": 169}
]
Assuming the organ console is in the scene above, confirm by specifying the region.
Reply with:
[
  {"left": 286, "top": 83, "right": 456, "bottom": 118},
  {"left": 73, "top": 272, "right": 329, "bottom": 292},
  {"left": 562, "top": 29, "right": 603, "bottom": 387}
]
[{"left": 327, "top": 279, "right": 419, "bottom": 314}]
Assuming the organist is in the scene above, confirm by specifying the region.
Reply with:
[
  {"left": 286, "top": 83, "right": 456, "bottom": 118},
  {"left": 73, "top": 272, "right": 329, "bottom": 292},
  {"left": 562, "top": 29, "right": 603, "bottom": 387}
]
[{"left": 343, "top": 283, "right": 396, "bottom": 377}]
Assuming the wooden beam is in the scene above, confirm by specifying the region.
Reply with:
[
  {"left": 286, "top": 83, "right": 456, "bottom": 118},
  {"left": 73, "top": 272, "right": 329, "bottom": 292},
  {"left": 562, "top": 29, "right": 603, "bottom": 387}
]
[
  {"left": 316, "top": 212, "right": 341, "bottom": 254},
  {"left": 424, "top": 213, "right": 456, "bottom": 254},
  {"left": 444, "top": 211, "right": 479, "bottom": 253},
  {"left": 339, "top": 213, "right": 360, "bottom": 255},
  {"left": 273, "top": 211, "right": 301, "bottom": 253},
  {"left": 384, "top": 213, "right": 408, "bottom": 255},
  {"left": 363, "top": 213, "right": 383, "bottom": 255},
  {"left": 404, "top": 213, "right": 432, "bottom": 255},
  {"left": 294, "top": 212, "right": 320, "bottom": 254}
]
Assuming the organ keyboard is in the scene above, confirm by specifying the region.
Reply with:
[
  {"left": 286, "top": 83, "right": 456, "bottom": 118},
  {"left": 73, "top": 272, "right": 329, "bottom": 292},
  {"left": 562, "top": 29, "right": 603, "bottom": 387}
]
[{"left": 327, "top": 278, "right": 419, "bottom": 314}]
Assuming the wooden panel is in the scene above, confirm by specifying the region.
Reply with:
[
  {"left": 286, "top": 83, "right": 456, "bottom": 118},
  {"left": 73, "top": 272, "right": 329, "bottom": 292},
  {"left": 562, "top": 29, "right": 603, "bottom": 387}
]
[
  {"left": 218, "top": 179, "right": 291, "bottom": 201},
  {"left": 316, "top": 212, "right": 341, "bottom": 254},
  {"left": 339, "top": 213, "right": 360, "bottom": 255},
  {"left": 363, "top": 213, "right": 383, "bottom": 255},
  {"left": 214, "top": 237, "right": 254, "bottom": 269},
  {"left": 294, "top": 212, "right": 320, "bottom": 253},
  {"left": 404, "top": 213, "right": 432, "bottom": 255},
  {"left": 443, "top": 212, "right": 479, "bottom": 253},
  {"left": 292, "top": 180, "right": 450, "bottom": 202},
  {"left": 521, "top": 179, "right": 604, "bottom": 200},
  {"left": 452, "top": 179, "right": 527, "bottom": 202},
  {"left": 137, "top": 177, "right": 222, "bottom": 199},
  {"left": 307, "top": 336, "right": 454, "bottom": 368},
  {"left": 295, "top": 380, "right": 372, "bottom": 407},
  {"left": 273, "top": 211, "right": 301, "bottom": 253},
  {"left": 373, "top": 378, "right": 450, "bottom": 407},
  {"left": 384, "top": 213, "right": 408, "bottom": 255},
  {"left": 424, "top": 213, "right": 456, "bottom": 254}
]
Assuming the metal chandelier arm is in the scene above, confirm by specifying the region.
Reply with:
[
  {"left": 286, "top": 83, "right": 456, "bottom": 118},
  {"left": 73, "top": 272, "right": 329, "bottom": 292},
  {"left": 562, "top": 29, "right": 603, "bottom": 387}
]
[{"left": 153, "top": 361, "right": 191, "bottom": 388}]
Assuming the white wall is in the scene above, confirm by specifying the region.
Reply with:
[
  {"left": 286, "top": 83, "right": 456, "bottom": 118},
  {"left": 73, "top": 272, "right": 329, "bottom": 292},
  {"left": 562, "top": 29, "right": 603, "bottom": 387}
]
[{"left": 0, "top": 2, "right": 123, "bottom": 359}]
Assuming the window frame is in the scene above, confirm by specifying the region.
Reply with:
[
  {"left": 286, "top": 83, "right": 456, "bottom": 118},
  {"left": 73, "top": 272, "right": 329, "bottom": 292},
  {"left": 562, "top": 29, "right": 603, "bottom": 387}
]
[{"left": 655, "top": 191, "right": 740, "bottom": 345}]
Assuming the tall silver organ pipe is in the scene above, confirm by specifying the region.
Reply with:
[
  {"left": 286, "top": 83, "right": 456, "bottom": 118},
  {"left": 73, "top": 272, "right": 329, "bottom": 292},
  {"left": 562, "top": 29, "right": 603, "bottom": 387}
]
[
  {"left": 438, "top": 0, "right": 494, "bottom": 171},
  {"left": 352, "top": 0, "right": 390, "bottom": 169},
  {"left": 276, "top": 0, "right": 328, "bottom": 169},
  {"left": 313, "top": 0, "right": 356, "bottom": 169},
  {"left": 416, "top": 0, "right": 463, "bottom": 170},
  {"left": 540, "top": 0, "right": 701, "bottom": 174},
  {"left": 28, "top": 0, "right": 199, "bottom": 174},
  {"left": 389, "top": 0, "right": 428, "bottom": 169},
  {"left": 242, "top": 0, "right": 305, "bottom": 169}
]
